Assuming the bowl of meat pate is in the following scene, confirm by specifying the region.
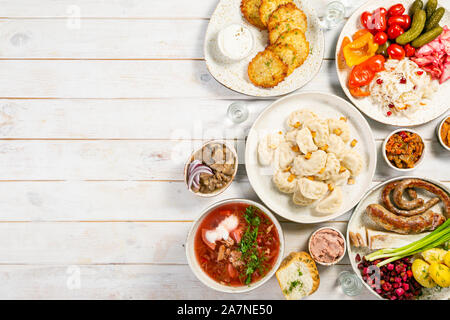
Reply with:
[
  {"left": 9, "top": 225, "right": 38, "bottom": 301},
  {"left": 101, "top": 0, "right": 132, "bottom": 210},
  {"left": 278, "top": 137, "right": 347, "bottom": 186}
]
[{"left": 308, "top": 227, "right": 346, "bottom": 266}]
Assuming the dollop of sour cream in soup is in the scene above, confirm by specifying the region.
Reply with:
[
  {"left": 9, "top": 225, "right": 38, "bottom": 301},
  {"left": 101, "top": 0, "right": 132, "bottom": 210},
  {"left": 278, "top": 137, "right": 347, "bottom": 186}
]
[
  {"left": 218, "top": 24, "right": 254, "bottom": 61},
  {"left": 204, "top": 214, "right": 239, "bottom": 244}
]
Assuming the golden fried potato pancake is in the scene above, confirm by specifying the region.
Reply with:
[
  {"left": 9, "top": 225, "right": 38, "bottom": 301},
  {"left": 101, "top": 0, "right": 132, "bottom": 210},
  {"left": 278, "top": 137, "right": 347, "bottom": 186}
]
[
  {"left": 269, "top": 19, "right": 306, "bottom": 44},
  {"left": 268, "top": 43, "right": 299, "bottom": 75},
  {"left": 268, "top": 3, "right": 307, "bottom": 32},
  {"left": 248, "top": 49, "right": 288, "bottom": 88},
  {"left": 275, "top": 28, "right": 309, "bottom": 67},
  {"left": 241, "top": 0, "right": 266, "bottom": 30},
  {"left": 259, "top": 0, "right": 293, "bottom": 27}
]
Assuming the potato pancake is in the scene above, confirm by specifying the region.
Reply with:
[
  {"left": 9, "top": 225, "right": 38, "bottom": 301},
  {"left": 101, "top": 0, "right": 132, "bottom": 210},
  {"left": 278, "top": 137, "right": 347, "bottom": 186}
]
[
  {"left": 268, "top": 43, "right": 299, "bottom": 75},
  {"left": 241, "top": 0, "right": 266, "bottom": 30},
  {"left": 275, "top": 29, "right": 309, "bottom": 67},
  {"left": 269, "top": 19, "right": 306, "bottom": 44},
  {"left": 267, "top": 3, "right": 307, "bottom": 32},
  {"left": 259, "top": 0, "right": 293, "bottom": 27},
  {"left": 248, "top": 49, "right": 288, "bottom": 88}
]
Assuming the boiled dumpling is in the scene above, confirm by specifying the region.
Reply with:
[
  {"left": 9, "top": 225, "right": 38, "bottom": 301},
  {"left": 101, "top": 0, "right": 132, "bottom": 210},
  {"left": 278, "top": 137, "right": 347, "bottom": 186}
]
[
  {"left": 285, "top": 129, "right": 298, "bottom": 144},
  {"left": 292, "top": 180, "right": 315, "bottom": 206},
  {"left": 327, "top": 168, "right": 350, "bottom": 186},
  {"left": 341, "top": 150, "right": 364, "bottom": 176},
  {"left": 315, "top": 187, "right": 343, "bottom": 214},
  {"left": 315, "top": 152, "right": 340, "bottom": 180},
  {"left": 295, "top": 127, "right": 318, "bottom": 154},
  {"left": 327, "top": 118, "right": 351, "bottom": 142},
  {"left": 298, "top": 177, "right": 328, "bottom": 200},
  {"left": 286, "top": 109, "right": 318, "bottom": 129},
  {"left": 292, "top": 150, "right": 327, "bottom": 176},
  {"left": 303, "top": 119, "right": 329, "bottom": 147},
  {"left": 274, "top": 141, "right": 296, "bottom": 170},
  {"left": 257, "top": 133, "right": 284, "bottom": 166},
  {"left": 326, "top": 134, "right": 347, "bottom": 160},
  {"left": 273, "top": 170, "right": 297, "bottom": 194}
]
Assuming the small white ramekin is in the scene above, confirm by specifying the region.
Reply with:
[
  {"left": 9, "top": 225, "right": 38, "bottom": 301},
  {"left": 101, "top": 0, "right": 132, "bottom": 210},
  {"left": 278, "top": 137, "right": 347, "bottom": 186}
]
[
  {"left": 436, "top": 115, "right": 450, "bottom": 152},
  {"left": 308, "top": 226, "right": 346, "bottom": 266},
  {"left": 382, "top": 128, "right": 425, "bottom": 172}
]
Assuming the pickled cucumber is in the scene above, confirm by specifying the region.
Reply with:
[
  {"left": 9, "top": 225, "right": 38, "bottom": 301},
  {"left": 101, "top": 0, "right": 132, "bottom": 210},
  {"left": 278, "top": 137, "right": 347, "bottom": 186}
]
[
  {"left": 411, "top": 26, "right": 443, "bottom": 47},
  {"left": 425, "top": 7, "right": 445, "bottom": 31},
  {"left": 425, "top": 0, "right": 438, "bottom": 19},
  {"left": 410, "top": 0, "right": 423, "bottom": 16},
  {"left": 396, "top": 9, "right": 426, "bottom": 45}
]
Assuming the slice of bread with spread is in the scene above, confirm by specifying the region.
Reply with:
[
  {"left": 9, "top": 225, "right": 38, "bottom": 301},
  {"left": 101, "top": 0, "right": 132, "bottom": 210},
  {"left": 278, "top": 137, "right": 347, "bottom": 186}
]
[{"left": 276, "top": 251, "right": 320, "bottom": 299}]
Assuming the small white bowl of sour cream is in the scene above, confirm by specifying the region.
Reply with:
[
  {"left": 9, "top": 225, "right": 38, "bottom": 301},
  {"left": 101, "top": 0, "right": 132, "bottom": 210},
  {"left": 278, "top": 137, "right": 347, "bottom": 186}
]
[{"left": 217, "top": 24, "right": 254, "bottom": 62}]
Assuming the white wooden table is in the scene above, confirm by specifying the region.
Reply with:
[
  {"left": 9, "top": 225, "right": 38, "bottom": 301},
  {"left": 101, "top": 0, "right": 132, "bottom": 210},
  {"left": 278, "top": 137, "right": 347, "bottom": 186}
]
[{"left": 0, "top": 0, "right": 448, "bottom": 299}]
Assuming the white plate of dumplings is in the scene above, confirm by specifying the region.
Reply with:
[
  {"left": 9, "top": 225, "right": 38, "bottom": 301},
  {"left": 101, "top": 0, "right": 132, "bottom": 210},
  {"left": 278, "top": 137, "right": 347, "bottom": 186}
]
[{"left": 245, "top": 91, "right": 377, "bottom": 223}]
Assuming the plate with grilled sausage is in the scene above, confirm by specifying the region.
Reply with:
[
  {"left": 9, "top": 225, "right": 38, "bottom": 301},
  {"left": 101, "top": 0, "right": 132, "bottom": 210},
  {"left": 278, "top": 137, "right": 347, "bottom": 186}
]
[{"left": 346, "top": 176, "right": 450, "bottom": 300}]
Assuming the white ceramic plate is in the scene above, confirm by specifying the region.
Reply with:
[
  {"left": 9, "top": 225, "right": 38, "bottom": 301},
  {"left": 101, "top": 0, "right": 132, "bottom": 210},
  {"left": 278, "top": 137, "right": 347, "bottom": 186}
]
[
  {"left": 245, "top": 91, "right": 377, "bottom": 223},
  {"left": 204, "top": 0, "right": 324, "bottom": 97},
  {"left": 336, "top": 0, "right": 450, "bottom": 126},
  {"left": 346, "top": 176, "right": 450, "bottom": 300}
]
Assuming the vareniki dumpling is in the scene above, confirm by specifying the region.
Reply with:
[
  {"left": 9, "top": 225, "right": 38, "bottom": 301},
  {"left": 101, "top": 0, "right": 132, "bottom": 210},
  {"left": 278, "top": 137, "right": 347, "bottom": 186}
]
[
  {"left": 286, "top": 109, "right": 318, "bottom": 129},
  {"left": 274, "top": 141, "right": 296, "bottom": 170},
  {"left": 292, "top": 150, "right": 327, "bottom": 176},
  {"left": 315, "top": 152, "right": 340, "bottom": 180},
  {"left": 258, "top": 132, "right": 284, "bottom": 166},
  {"left": 341, "top": 150, "right": 364, "bottom": 176},
  {"left": 292, "top": 180, "right": 315, "bottom": 206},
  {"left": 296, "top": 127, "right": 317, "bottom": 154},
  {"left": 298, "top": 178, "right": 328, "bottom": 200},
  {"left": 327, "top": 118, "right": 351, "bottom": 142},
  {"left": 273, "top": 170, "right": 297, "bottom": 194},
  {"left": 315, "top": 187, "right": 343, "bottom": 214},
  {"left": 303, "top": 119, "right": 329, "bottom": 147},
  {"left": 327, "top": 134, "right": 347, "bottom": 160}
]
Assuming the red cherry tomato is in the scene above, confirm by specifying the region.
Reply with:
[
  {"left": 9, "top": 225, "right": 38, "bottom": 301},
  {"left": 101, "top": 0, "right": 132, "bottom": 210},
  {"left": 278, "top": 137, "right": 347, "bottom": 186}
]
[
  {"left": 387, "top": 43, "right": 405, "bottom": 60},
  {"left": 374, "top": 31, "right": 388, "bottom": 44},
  {"left": 387, "top": 4, "right": 405, "bottom": 17},
  {"left": 387, "top": 24, "right": 404, "bottom": 39},
  {"left": 361, "top": 11, "right": 373, "bottom": 29},
  {"left": 388, "top": 15, "right": 411, "bottom": 29},
  {"left": 372, "top": 10, "right": 387, "bottom": 32},
  {"left": 404, "top": 44, "right": 416, "bottom": 57}
]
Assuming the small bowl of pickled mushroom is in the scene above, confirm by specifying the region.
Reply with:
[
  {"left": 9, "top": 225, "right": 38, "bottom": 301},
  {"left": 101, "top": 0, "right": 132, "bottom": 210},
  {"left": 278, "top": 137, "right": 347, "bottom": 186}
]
[
  {"left": 184, "top": 140, "right": 238, "bottom": 197},
  {"left": 382, "top": 129, "right": 425, "bottom": 172}
]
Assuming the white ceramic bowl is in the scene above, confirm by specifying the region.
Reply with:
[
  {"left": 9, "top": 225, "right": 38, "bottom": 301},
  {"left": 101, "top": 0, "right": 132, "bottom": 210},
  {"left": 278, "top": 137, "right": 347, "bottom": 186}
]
[
  {"left": 185, "top": 198, "right": 285, "bottom": 293},
  {"left": 436, "top": 115, "right": 450, "bottom": 152},
  {"left": 184, "top": 140, "right": 238, "bottom": 198},
  {"left": 382, "top": 128, "right": 425, "bottom": 172},
  {"left": 308, "top": 226, "right": 346, "bottom": 266}
]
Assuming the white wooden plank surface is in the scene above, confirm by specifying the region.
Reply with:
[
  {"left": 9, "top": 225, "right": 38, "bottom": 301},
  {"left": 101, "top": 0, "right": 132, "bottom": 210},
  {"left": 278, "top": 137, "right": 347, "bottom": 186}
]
[
  {"left": 0, "top": 99, "right": 446, "bottom": 139},
  {"left": 0, "top": 0, "right": 447, "bottom": 300}
]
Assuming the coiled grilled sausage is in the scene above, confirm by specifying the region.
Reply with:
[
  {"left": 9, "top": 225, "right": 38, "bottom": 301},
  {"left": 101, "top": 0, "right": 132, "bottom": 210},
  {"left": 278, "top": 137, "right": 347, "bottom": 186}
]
[
  {"left": 366, "top": 204, "right": 446, "bottom": 234},
  {"left": 393, "top": 179, "right": 450, "bottom": 218},
  {"left": 381, "top": 181, "right": 440, "bottom": 217}
]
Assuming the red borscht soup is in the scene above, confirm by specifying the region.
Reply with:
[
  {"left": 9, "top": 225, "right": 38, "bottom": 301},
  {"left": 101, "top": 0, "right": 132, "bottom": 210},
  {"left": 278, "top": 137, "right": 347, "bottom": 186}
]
[{"left": 194, "top": 203, "right": 280, "bottom": 286}]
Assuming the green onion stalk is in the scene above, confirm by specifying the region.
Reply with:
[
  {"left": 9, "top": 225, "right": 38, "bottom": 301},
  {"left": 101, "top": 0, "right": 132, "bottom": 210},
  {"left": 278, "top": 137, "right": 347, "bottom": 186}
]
[{"left": 365, "top": 219, "right": 450, "bottom": 267}]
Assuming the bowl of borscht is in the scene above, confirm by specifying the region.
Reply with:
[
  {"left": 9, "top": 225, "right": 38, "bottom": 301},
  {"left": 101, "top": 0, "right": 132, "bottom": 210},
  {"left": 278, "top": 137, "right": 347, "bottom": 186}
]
[{"left": 186, "top": 199, "right": 285, "bottom": 293}]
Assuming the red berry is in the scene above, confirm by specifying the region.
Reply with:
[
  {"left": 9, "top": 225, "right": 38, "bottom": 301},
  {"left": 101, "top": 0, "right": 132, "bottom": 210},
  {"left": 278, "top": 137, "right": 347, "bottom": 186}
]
[
  {"left": 400, "top": 77, "right": 407, "bottom": 84},
  {"left": 355, "top": 254, "right": 361, "bottom": 262},
  {"left": 395, "top": 288, "right": 405, "bottom": 296},
  {"left": 402, "top": 283, "right": 410, "bottom": 291},
  {"left": 416, "top": 70, "right": 424, "bottom": 76},
  {"left": 376, "top": 78, "right": 384, "bottom": 84},
  {"left": 387, "top": 263, "right": 394, "bottom": 271},
  {"left": 387, "top": 111, "right": 392, "bottom": 116}
]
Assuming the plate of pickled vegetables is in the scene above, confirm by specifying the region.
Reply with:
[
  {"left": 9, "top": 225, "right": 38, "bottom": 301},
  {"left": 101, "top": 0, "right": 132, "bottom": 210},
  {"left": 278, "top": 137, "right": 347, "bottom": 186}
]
[{"left": 336, "top": 0, "right": 450, "bottom": 126}]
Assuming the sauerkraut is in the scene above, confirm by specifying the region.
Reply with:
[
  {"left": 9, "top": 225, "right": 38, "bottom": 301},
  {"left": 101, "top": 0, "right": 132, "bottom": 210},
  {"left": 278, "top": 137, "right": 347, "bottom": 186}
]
[{"left": 369, "top": 58, "right": 438, "bottom": 118}]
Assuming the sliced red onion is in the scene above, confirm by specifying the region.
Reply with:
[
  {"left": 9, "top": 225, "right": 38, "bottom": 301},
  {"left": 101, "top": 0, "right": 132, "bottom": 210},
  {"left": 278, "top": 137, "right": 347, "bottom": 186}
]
[{"left": 187, "top": 161, "right": 213, "bottom": 191}]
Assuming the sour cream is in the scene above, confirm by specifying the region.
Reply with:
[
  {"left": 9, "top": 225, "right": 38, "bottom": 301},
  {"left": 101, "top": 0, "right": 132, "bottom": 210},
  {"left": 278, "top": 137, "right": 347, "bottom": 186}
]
[
  {"left": 217, "top": 24, "right": 254, "bottom": 61},
  {"left": 204, "top": 215, "right": 239, "bottom": 244}
]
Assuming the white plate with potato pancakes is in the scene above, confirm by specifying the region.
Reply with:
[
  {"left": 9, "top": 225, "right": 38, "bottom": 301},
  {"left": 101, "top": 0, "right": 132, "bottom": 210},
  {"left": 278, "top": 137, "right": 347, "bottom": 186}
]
[
  {"left": 204, "top": 0, "right": 324, "bottom": 97},
  {"left": 245, "top": 92, "right": 377, "bottom": 223}
]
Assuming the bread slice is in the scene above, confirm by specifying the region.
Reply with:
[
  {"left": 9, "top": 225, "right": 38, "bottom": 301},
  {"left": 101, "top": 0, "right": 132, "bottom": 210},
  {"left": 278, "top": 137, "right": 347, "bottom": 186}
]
[{"left": 276, "top": 252, "right": 320, "bottom": 300}]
